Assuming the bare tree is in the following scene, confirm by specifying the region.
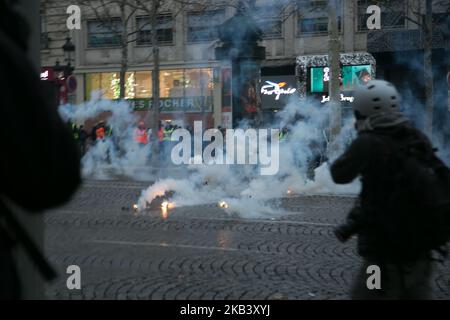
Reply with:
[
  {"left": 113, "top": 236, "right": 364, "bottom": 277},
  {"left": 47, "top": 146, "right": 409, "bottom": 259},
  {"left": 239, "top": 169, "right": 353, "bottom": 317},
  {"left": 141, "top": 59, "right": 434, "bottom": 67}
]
[
  {"left": 130, "top": 0, "right": 164, "bottom": 162},
  {"left": 78, "top": 0, "right": 141, "bottom": 99},
  {"left": 328, "top": 0, "right": 341, "bottom": 149},
  {"left": 127, "top": 0, "right": 210, "bottom": 161},
  {"left": 382, "top": 0, "right": 449, "bottom": 136}
]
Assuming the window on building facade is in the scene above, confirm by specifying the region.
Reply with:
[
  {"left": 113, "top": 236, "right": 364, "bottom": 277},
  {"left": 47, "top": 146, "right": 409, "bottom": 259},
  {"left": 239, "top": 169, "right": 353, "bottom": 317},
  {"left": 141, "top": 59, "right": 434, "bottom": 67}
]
[
  {"left": 85, "top": 71, "right": 152, "bottom": 100},
  {"left": 40, "top": 11, "right": 49, "bottom": 50},
  {"left": 357, "top": 0, "right": 405, "bottom": 31},
  {"left": 432, "top": 12, "right": 449, "bottom": 33},
  {"left": 136, "top": 14, "right": 174, "bottom": 45},
  {"left": 187, "top": 10, "right": 225, "bottom": 43},
  {"left": 87, "top": 18, "right": 122, "bottom": 48},
  {"left": 254, "top": 6, "right": 283, "bottom": 39},
  {"left": 297, "top": 0, "right": 342, "bottom": 35}
]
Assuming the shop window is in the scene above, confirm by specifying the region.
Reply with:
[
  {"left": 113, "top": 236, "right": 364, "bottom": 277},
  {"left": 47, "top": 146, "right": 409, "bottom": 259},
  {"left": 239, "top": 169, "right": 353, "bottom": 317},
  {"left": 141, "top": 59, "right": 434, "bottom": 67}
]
[
  {"left": 134, "top": 71, "right": 152, "bottom": 98},
  {"left": 85, "top": 71, "right": 153, "bottom": 100},
  {"left": 136, "top": 14, "right": 174, "bottom": 45},
  {"left": 357, "top": 0, "right": 405, "bottom": 31},
  {"left": 159, "top": 68, "right": 214, "bottom": 98},
  {"left": 297, "top": 0, "right": 342, "bottom": 35},
  {"left": 85, "top": 73, "right": 101, "bottom": 100},
  {"left": 87, "top": 18, "right": 122, "bottom": 48},
  {"left": 85, "top": 69, "right": 213, "bottom": 113},
  {"left": 187, "top": 10, "right": 225, "bottom": 43},
  {"left": 160, "top": 70, "right": 184, "bottom": 98},
  {"left": 184, "top": 68, "right": 213, "bottom": 97}
]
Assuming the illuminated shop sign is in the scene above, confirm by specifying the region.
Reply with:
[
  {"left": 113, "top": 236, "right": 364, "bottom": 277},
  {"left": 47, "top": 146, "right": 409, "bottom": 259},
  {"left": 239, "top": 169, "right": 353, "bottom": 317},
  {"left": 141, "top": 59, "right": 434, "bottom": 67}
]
[
  {"left": 310, "top": 65, "right": 372, "bottom": 93},
  {"left": 320, "top": 94, "right": 355, "bottom": 104},
  {"left": 129, "top": 96, "right": 213, "bottom": 113},
  {"left": 40, "top": 68, "right": 55, "bottom": 81},
  {"left": 260, "top": 76, "right": 297, "bottom": 109},
  {"left": 260, "top": 81, "right": 296, "bottom": 100}
]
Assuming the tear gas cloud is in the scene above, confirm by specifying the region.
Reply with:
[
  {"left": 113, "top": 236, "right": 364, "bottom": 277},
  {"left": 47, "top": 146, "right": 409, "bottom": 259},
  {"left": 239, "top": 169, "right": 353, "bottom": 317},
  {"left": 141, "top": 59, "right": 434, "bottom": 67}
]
[
  {"left": 63, "top": 78, "right": 450, "bottom": 219},
  {"left": 59, "top": 91, "right": 152, "bottom": 179},
  {"left": 60, "top": 91, "right": 361, "bottom": 219},
  {"left": 136, "top": 96, "right": 361, "bottom": 218}
]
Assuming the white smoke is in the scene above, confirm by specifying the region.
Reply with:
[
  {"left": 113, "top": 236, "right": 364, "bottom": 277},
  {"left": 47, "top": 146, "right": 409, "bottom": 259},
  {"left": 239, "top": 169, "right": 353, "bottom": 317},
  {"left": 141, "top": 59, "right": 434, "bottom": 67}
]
[
  {"left": 60, "top": 90, "right": 360, "bottom": 217},
  {"left": 137, "top": 96, "right": 360, "bottom": 218},
  {"left": 59, "top": 92, "right": 152, "bottom": 179}
]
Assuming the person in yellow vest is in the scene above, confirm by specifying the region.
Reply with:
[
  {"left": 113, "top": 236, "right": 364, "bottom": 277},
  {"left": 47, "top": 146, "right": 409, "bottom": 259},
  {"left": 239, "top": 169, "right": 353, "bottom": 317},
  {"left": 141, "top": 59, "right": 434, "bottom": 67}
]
[
  {"left": 279, "top": 126, "right": 289, "bottom": 141},
  {"left": 163, "top": 124, "right": 174, "bottom": 141}
]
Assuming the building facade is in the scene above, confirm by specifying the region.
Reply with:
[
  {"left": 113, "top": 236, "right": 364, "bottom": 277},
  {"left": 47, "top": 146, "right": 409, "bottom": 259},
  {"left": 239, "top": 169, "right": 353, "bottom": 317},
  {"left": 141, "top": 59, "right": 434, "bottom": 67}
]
[{"left": 40, "top": 0, "right": 449, "bottom": 130}]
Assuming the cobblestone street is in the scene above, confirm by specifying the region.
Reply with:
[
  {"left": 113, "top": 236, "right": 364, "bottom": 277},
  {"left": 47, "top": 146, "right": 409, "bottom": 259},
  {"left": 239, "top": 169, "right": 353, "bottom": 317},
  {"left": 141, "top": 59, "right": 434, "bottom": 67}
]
[{"left": 44, "top": 180, "right": 450, "bottom": 300}]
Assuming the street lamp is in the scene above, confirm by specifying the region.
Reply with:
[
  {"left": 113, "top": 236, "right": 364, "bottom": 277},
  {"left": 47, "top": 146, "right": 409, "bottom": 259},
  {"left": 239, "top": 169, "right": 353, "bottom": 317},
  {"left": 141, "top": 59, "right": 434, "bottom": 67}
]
[
  {"left": 62, "top": 37, "right": 75, "bottom": 76},
  {"left": 53, "top": 59, "right": 64, "bottom": 79},
  {"left": 53, "top": 36, "right": 76, "bottom": 105}
]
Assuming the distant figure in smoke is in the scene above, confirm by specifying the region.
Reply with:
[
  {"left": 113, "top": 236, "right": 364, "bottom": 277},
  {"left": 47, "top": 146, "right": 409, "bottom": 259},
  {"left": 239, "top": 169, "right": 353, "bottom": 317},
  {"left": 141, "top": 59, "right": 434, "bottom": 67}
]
[
  {"left": 331, "top": 80, "right": 450, "bottom": 299},
  {"left": 96, "top": 126, "right": 105, "bottom": 140},
  {"left": 278, "top": 126, "right": 289, "bottom": 141},
  {"left": 91, "top": 120, "right": 106, "bottom": 142},
  {"left": 90, "top": 121, "right": 99, "bottom": 143},
  {"left": 134, "top": 121, "right": 149, "bottom": 146},
  {"left": 0, "top": 0, "right": 81, "bottom": 299},
  {"left": 78, "top": 125, "right": 88, "bottom": 155}
]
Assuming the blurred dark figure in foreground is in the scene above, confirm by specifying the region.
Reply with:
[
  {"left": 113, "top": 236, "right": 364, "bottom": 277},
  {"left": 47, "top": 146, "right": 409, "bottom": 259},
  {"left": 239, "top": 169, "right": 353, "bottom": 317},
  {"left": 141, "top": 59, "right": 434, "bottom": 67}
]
[
  {"left": 0, "top": 1, "right": 81, "bottom": 299},
  {"left": 78, "top": 125, "right": 88, "bottom": 156},
  {"left": 331, "top": 80, "right": 450, "bottom": 299}
]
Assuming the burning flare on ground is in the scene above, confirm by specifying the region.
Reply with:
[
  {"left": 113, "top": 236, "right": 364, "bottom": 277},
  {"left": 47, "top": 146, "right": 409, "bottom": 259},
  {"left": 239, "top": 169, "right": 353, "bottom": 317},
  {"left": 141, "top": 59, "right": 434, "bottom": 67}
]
[
  {"left": 160, "top": 201, "right": 175, "bottom": 220},
  {"left": 286, "top": 189, "right": 293, "bottom": 195},
  {"left": 218, "top": 201, "right": 229, "bottom": 209},
  {"left": 161, "top": 201, "right": 175, "bottom": 210}
]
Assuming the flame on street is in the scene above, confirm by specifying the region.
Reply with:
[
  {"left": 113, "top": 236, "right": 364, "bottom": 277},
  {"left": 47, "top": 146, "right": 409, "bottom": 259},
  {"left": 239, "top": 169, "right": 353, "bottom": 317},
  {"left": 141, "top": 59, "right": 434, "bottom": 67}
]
[
  {"left": 161, "top": 201, "right": 175, "bottom": 220},
  {"left": 218, "top": 201, "right": 229, "bottom": 209}
]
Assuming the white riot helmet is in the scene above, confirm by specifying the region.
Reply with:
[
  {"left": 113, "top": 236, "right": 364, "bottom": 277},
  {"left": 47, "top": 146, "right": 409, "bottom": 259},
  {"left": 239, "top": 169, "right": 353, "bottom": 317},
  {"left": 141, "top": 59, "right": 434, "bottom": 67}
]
[{"left": 352, "top": 80, "right": 402, "bottom": 120}]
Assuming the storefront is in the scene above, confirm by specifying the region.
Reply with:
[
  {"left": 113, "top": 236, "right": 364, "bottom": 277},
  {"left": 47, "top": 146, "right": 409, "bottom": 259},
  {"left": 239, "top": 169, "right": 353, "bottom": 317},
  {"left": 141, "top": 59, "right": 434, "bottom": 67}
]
[
  {"left": 258, "top": 75, "right": 298, "bottom": 124},
  {"left": 257, "top": 60, "right": 298, "bottom": 124},
  {"left": 296, "top": 52, "right": 376, "bottom": 117},
  {"left": 84, "top": 67, "right": 217, "bottom": 128}
]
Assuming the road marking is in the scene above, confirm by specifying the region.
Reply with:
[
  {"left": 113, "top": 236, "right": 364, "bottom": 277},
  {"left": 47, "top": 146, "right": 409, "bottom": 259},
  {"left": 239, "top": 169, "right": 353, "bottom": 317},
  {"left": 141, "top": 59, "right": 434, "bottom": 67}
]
[
  {"left": 49, "top": 211, "right": 337, "bottom": 227},
  {"left": 199, "top": 216, "right": 337, "bottom": 227},
  {"left": 83, "top": 184, "right": 145, "bottom": 190},
  {"left": 90, "top": 239, "right": 243, "bottom": 253}
]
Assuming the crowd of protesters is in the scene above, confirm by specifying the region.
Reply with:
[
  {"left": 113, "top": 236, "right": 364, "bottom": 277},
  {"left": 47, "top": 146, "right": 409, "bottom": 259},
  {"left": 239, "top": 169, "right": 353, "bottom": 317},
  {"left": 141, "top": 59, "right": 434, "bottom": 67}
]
[
  {"left": 67, "top": 119, "right": 326, "bottom": 174},
  {"left": 68, "top": 120, "right": 189, "bottom": 162}
]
